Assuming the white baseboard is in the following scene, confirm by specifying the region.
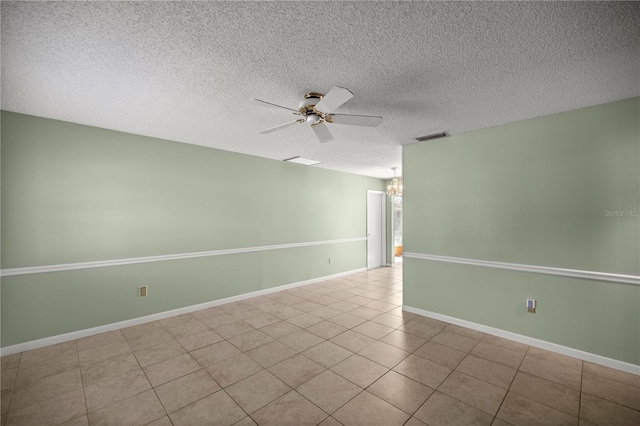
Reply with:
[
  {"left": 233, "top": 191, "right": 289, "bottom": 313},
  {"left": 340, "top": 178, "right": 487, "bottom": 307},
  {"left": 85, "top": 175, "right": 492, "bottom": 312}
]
[
  {"left": 0, "top": 268, "right": 366, "bottom": 356},
  {"left": 403, "top": 305, "right": 640, "bottom": 376}
]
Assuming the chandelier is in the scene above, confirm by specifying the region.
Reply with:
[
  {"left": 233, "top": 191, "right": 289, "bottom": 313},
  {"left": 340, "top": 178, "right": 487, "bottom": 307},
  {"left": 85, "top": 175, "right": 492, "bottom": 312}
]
[{"left": 386, "top": 167, "right": 403, "bottom": 198}]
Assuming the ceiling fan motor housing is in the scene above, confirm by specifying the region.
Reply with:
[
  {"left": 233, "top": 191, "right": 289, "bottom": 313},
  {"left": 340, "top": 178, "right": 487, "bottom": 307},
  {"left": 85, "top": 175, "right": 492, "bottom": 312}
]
[{"left": 298, "top": 92, "right": 324, "bottom": 115}]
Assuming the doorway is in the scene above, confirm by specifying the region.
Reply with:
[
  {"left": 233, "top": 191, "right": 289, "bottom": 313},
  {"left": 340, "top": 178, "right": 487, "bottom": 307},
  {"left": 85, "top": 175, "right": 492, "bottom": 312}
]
[{"left": 367, "top": 190, "right": 386, "bottom": 269}]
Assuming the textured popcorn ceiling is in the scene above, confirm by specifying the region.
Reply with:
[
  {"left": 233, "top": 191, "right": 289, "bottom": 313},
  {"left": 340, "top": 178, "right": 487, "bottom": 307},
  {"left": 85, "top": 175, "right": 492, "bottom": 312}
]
[{"left": 1, "top": 1, "right": 638, "bottom": 179}]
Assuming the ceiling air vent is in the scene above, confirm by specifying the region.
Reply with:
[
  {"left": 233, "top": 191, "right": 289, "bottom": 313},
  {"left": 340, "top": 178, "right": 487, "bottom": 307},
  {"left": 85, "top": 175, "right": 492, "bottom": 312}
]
[{"left": 415, "top": 132, "right": 449, "bottom": 142}]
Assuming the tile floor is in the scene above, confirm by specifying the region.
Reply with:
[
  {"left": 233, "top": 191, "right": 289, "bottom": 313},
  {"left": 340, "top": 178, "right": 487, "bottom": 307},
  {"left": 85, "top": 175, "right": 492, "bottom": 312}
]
[{"left": 1, "top": 266, "right": 639, "bottom": 425}]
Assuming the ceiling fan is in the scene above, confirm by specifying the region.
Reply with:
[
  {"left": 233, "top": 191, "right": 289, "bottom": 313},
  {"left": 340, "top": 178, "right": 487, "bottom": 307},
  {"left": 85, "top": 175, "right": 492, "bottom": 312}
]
[{"left": 251, "top": 86, "right": 383, "bottom": 143}]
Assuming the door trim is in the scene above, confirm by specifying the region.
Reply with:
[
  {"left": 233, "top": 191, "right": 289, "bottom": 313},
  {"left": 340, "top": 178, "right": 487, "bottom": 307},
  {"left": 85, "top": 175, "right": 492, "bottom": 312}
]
[{"left": 366, "top": 190, "right": 387, "bottom": 269}]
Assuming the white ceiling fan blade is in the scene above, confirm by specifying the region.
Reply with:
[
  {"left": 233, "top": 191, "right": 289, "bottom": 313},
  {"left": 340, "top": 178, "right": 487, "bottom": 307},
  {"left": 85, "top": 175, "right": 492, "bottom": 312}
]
[
  {"left": 251, "top": 98, "right": 298, "bottom": 113},
  {"left": 314, "top": 86, "right": 353, "bottom": 113},
  {"left": 312, "top": 122, "right": 333, "bottom": 143},
  {"left": 259, "top": 119, "right": 303, "bottom": 134},
  {"left": 327, "top": 113, "right": 383, "bottom": 127}
]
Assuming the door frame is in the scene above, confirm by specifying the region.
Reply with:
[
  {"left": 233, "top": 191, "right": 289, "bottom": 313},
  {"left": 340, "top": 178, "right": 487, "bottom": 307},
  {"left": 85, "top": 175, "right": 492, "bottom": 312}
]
[{"left": 366, "top": 190, "right": 387, "bottom": 269}]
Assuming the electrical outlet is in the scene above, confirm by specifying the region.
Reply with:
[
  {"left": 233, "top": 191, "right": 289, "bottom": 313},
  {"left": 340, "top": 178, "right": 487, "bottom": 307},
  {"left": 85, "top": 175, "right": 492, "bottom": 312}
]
[
  {"left": 526, "top": 299, "right": 536, "bottom": 313},
  {"left": 139, "top": 286, "right": 148, "bottom": 297}
]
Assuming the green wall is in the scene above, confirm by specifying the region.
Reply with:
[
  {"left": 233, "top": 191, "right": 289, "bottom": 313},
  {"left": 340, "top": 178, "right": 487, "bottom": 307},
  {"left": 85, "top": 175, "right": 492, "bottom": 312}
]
[
  {"left": 0, "top": 111, "right": 384, "bottom": 347},
  {"left": 403, "top": 98, "right": 640, "bottom": 365}
]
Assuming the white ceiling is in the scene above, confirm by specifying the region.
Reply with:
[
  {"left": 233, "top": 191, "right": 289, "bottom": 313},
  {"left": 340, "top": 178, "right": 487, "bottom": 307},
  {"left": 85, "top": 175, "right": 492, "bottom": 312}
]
[{"left": 1, "top": 1, "right": 638, "bottom": 179}]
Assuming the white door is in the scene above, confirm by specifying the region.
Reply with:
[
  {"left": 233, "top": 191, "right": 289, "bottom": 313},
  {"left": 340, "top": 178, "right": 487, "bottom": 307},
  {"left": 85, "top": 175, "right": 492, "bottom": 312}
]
[{"left": 367, "top": 190, "right": 386, "bottom": 269}]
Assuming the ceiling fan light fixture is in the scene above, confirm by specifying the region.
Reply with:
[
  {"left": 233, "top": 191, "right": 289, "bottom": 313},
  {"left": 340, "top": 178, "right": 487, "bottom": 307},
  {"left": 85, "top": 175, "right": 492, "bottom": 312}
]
[{"left": 306, "top": 114, "right": 321, "bottom": 125}]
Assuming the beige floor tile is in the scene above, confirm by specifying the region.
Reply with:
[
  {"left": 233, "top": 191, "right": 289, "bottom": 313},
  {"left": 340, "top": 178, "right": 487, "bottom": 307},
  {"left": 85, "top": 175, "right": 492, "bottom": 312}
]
[
  {"left": 155, "top": 369, "right": 220, "bottom": 413},
  {"left": 456, "top": 355, "right": 517, "bottom": 389},
  {"left": 386, "top": 307, "right": 417, "bottom": 320},
  {"left": 81, "top": 352, "right": 139, "bottom": 387},
  {"left": 364, "top": 300, "right": 398, "bottom": 313},
  {"left": 293, "top": 301, "right": 325, "bottom": 313},
  {"left": 10, "top": 368, "right": 83, "bottom": 411},
  {"left": 83, "top": 368, "right": 150, "bottom": 412},
  {"left": 60, "top": 414, "right": 89, "bottom": 426},
  {"left": 330, "top": 330, "right": 376, "bottom": 353},
  {"left": 190, "top": 341, "right": 242, "bottom": 367},
  {"left": 285, "top": 313, "right": 324, "bottom": 329},
  {"left": 481, "top": 335, "right": 529, "bottom": 354},
  {"left": 199, "top": 312, "right": 239, "bottom": 329},
  {"left": 228, "top": 330, "right": 274, "bottom": 352},
  {"left": 14, "top": 352, "right": 78, "bottom": 388},
  {"left": 303, "top": 341, "right": 353, "bottom": 369},
  {"left": 497, "top": 392, "right": 577, "bottom": 426},
  {"left": 527, "top": 347, "right": 582, "bottom": 372},
  {"left": 225, "top": 370, "right": 290, "bottom": 414},
  {"left": 331, "top": 355, "right": 388, "bottom": 388},
  {"left": 413, "top": 340, "right": 467, "bottom": 369},
  {"left": 351, "top": 321, "right": 394, "bottom": 340},
  {"left": 470, "top": 341, "right": 526, "bottom": 369},
  {"left": 146, "top": 416, "right": 172, "bottom": 426},
  {"left": 308, "top": 306, "right": 343, "bottom": 321},
  {"left": 405, "top": 416, "right": 428, "bottom": 426},
  {"left": 1, "top": 354, "right": 21, "bottom": 371},
  {"left": 126, "top": 329, "right": 174, "bottom": 352},
  {"left": 398, "top": 320, "right": 442, "bottom": 340},
  {"left": 379, "top": 330, "right": 427, "bottom": 352},
  {"left": 509, "top": 371, "right": 579, "bottom": 417},
  {"left": 431, "top": 331, "right": 480, "bottom": 353},
  {"left": 519, "top": 354, "right": 582, "bottom": 390},
  {"left": 367, "top": 371, "right": 434, "bottom": 415},
  {"left": 328, "top": 312, "right": 367, "bottom": 329},
  {"left": 143, "top": 353, "right": 201, "bottom": 387},
  {"left": 6, "top": 388, "right": 85, "bottom": 426},
  {"left": 414, "top": 391, "right": 493, "bottom": 426},
  {"left": 269, "top": 305, "right": 305, "bottom": 320},
  {"left": 75, "top": 330, "right": 124, "bottom": 352},
  {"left": 163, "top": 318, "right": 208, "bottom": 339},
  {"left": 251, "top": 390, "right": 328, "bottom": 426},
  {"left": 212, "top": 320, "right": 256, "bottom": 339},
  {"left": 491, "top": 418, "right": 514, "bottom": 426},
  {"left": 317, "top": 416, "right": 343, "bottom": 426},
  {"left": 19, "top": 342, "right": 76, "bottom": 366},
  {"left": 370, "top": 313, "right": 408, "bottom": 329},
  {"left": 443, "top": 324, "right": 486, "bottom": 340},
  {"left": 415, "top": 315, "right": 451, "bottom": 331},
  {"left": 393, "top": 354, "right": 452, "bottom": 389},
  {"left": 580, "top": 392, "right": 640, "bottom": 426},
  {"left": 87, "top": 389, "right": 165, "bottom": 426},
  {"left": 77, "top": 340, "right": 131, "bottom": 369},
  {"left": 278, "top": 330, "right": 325, "bottom": 352},
  {"left": 233, "top": 416, "right": 258, "bottom": 426},
  {"left": 176, "top": 329, "right": 224, "bottom": 352},
  {"left": 583, "top": 362, "right": 640, "bottom": 389},
  {"left": 244, "top": 312, "right": 281, "bottom": 328},
  {"left": 306, "top": 321, "right": 348, "bottom": 340},
  {"left": 311, "top": 295, "right": 341, "bottom": 306},
  {"left": 2, "top": 389, "right": 12, "bottom": 417},
  {"left": 357, "top": 341, "right": 409, "bottom": 369},
  {"left": 259, "top": 321, "right": 301, "bottom": 339},
  {"left": 349, "top": 306, "right": 384, "bottom": 320},
  {"left": 205, "top": 352, "right": 263, "bottom": 388},
  {"left": 120, "top": 321, "right": 164, "bottom": 340},
  {"left": 438, "top": 371, "right": 506, "bottom": 415},
  {"left": 169, "top": 390, "right": 246, "bottom": 426},
  {"left": 297, "top": 370, "right": 362, "bottom": 414},
  {"left": 582, "top": 372, "right": 640, "bottom": 410},
  {"left": 133, "top": 339, "right": 186, "bottom": 367},
  {"left": 327, "top": 300, "right": 361, "bottom": 313},
  {"left": 333, "top": 391, "right": 410, "bottom": 426},
  {"left": 268, "top": 354, "right": 326, "bottom": 388},
  {"left": 245, "top": 340, "right": 297, "bottom": 368}
]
